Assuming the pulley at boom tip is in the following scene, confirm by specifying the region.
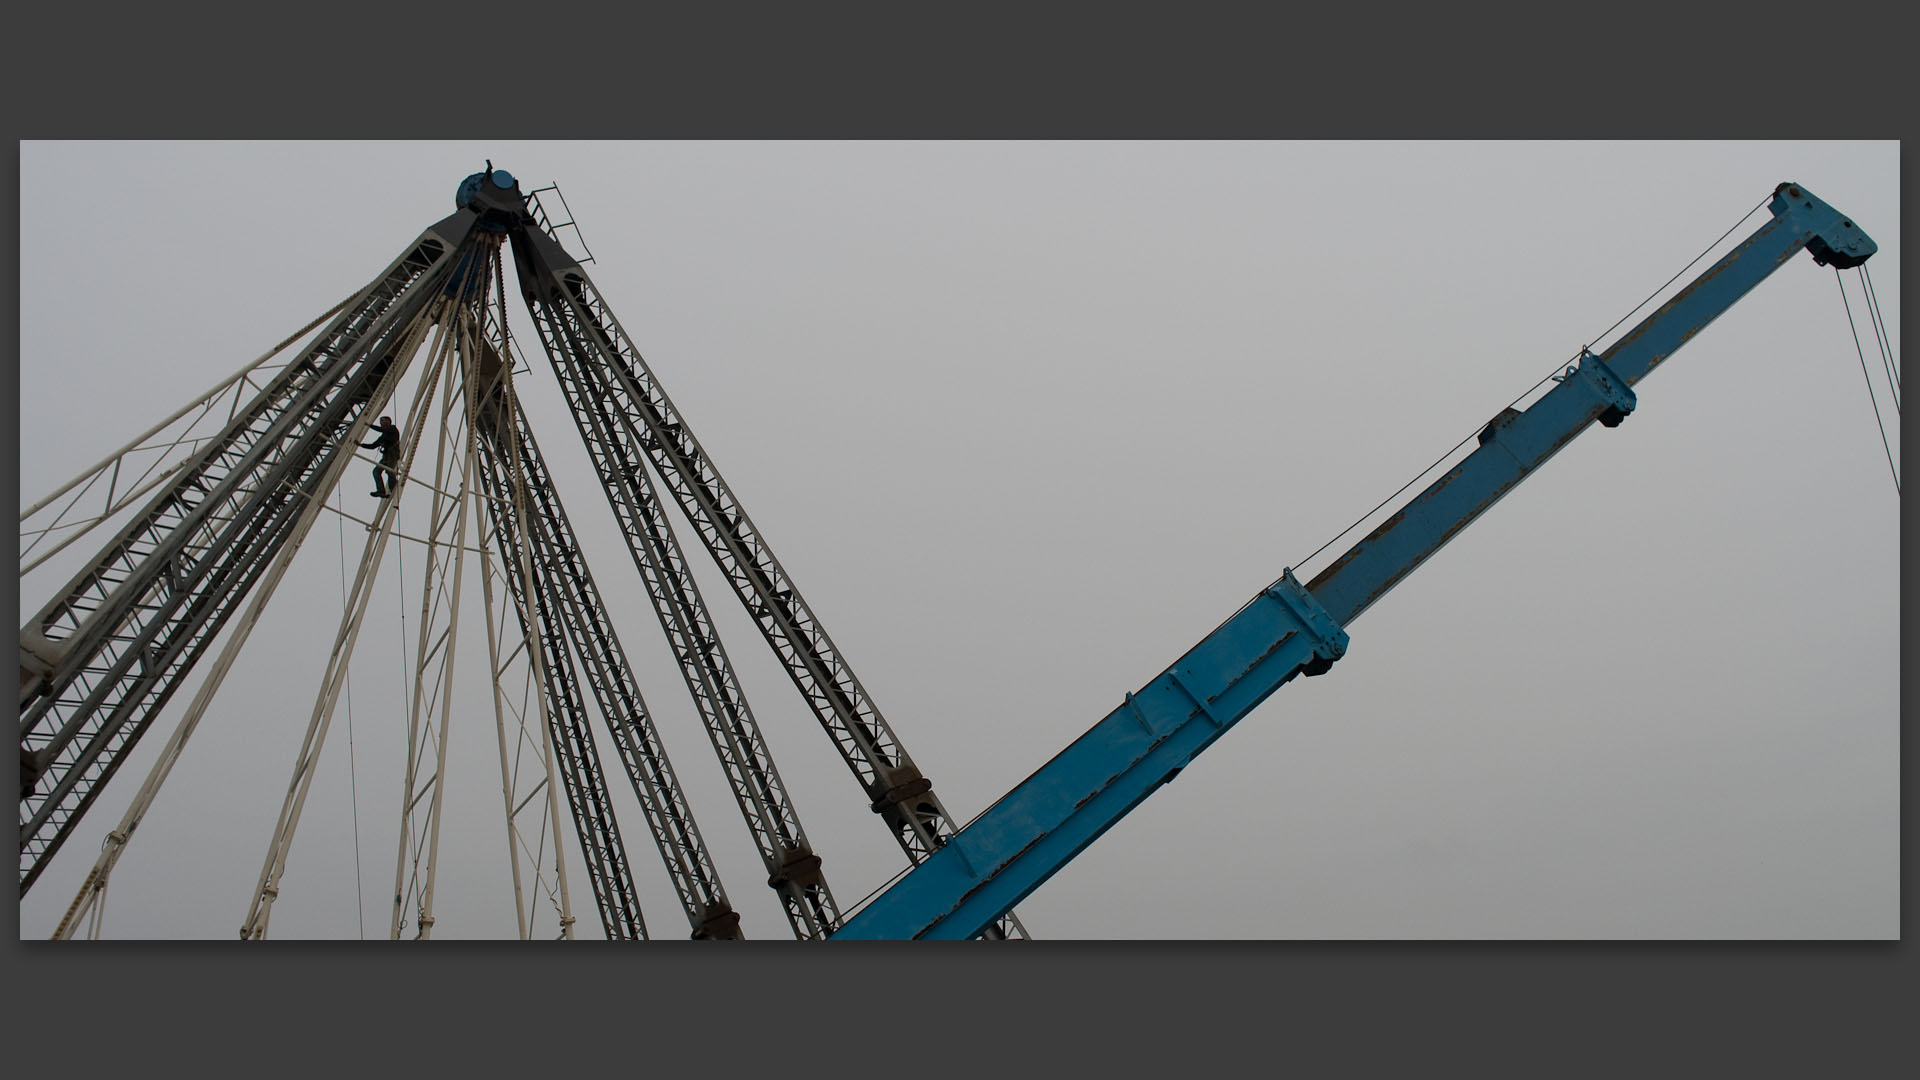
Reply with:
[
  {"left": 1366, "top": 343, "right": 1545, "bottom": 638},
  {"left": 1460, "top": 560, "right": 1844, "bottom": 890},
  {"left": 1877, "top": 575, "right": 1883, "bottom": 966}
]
[{"left": 1773, "top": 182, "right": 1877, "bottom": 269}]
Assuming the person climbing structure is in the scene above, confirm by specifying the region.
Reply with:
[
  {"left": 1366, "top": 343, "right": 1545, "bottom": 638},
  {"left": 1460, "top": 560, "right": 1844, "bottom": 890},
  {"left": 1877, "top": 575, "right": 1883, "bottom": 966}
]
[{"left": 360, "top": 415, "right": 401, "bottom": 498}]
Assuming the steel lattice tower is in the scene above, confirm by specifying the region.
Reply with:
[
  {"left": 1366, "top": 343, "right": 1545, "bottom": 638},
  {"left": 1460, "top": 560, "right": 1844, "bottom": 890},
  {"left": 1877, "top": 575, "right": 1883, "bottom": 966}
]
[{"left": 19, "top": 166, "right": 1027, "bottom": 940}]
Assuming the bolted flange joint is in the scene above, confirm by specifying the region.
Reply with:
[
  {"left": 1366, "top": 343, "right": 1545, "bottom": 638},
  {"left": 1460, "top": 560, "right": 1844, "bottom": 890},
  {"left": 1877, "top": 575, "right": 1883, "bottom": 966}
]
[
  {"left": 1560, "top": 349, "right": 1637, "bottom": 429},
  {"left": 693, "top": 902, "right": 744, "bottom": 940},
  {"left": 767, "top": 844, "right": 825, "bottom": 890},
  {"left": 867, "top": 762, "right": 932, "bottom": 814}
]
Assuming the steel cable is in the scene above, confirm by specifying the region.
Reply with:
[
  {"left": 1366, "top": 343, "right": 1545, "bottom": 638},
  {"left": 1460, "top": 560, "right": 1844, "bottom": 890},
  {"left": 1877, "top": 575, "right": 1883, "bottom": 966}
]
[
  {"left": 1579, "top": 193, "right": 1773, "bottom": 353},
  {"left": 1286, "top": 193, "right": 1776, "bottom": 583},
  {"left": 1859, "top": 264, "right": 1899, "bottom": 399},
  {"left": 1834, "top": 269, "right": 1900, "bottom": 494},
  {"left": 1285, "top": 375, "right": 1553, "bottom": 578},
  {"left": 1841, "top": 268, "right": 1898, "bottom": 414}
]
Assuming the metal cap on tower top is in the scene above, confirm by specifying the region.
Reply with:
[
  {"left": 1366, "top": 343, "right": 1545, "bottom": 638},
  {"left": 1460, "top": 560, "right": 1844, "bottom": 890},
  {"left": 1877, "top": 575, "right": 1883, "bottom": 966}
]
[{"left": 455, "top": 163, "right": 530, "bottom": 231}]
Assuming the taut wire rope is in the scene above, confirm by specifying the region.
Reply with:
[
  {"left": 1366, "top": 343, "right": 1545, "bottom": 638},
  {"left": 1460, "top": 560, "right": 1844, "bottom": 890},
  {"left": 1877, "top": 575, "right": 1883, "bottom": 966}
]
[
  {"left": 1834, "top": 269, "right": 1900, "bottom": 495},
  {"left": 1576, "top": 193, "right": 1774, "bottom": 355},
  {"left": 1859, "top": 264, "right": 1899, "bottom": 399},
  {"left": 930, "top": 193, "right": 1790, "bottom": 864},
  {"left": 1286, "top": 193, "right": 1774, "bottom": 581},
  {"left": 1836, "top": 269, "right": 1899, "bottom": 415}
]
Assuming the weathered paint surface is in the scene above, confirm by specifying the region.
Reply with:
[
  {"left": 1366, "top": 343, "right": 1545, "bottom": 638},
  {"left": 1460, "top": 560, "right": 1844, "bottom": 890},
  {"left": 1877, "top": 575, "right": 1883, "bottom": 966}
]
[{"left": 831, "top": 182, "right": 1878, "bottom": 941}]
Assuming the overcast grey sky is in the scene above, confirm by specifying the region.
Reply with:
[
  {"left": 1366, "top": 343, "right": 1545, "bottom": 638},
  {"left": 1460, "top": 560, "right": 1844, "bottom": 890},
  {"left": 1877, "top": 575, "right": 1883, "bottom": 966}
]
[{"left": 16, "top": 141, "right": 1899, "bottom": 939}]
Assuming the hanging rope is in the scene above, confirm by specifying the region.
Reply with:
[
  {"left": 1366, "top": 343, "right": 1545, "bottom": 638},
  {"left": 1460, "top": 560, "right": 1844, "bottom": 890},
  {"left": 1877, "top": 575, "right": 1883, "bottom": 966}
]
[
  {"left": 392, "top": 510, "right": 411, "bottom": 939},
  {"left": 1838, "top": 269, "right": 1898, "bottom": 415},
  {"left": 1859, "top": 264, "right": 1899, "bottom": 399},
  {"left": 335, "top": 484, "right": 367, "bottom": 940},
  {"left": 1834, "top": 269, "right": 1900, "bottom": 494}
]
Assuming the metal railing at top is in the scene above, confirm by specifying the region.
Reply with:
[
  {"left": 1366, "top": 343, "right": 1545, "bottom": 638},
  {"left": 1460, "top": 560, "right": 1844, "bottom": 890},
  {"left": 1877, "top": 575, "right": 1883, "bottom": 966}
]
[{"left": 525, "top": 183, "right": 597, "bottom": 266}]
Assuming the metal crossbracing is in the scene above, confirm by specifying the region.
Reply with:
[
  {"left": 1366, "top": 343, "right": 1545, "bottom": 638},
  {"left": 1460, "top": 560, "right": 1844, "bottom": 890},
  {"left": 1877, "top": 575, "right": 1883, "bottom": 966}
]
[
  {"left": 21, "top": 166, "right": 1030, "bottom": 940},
  {"left": 20, "top": 214, "right": 477, "bottom": 895},
  {"left": 509, "top": 221, "right": 1029, "bottom": 940},
  {"left": 23, "top": 166, "right": 1891, "bottom": 942},
  {"left": 510, "top": 270, "right": 843, "bottom": 939},
  {"left": 469, "top": 330, "right": 747, "bottom": 940}
]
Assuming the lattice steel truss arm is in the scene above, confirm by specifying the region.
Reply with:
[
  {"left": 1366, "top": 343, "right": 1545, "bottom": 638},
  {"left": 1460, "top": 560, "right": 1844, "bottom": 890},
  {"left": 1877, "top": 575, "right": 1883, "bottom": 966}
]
[
  {"left": 469, "top": 323, "right": 744, "bottom": 940},
  {"left": 245, "top": 295, "right": 461, "bottom": 940},
  {"left": 20, "top": 293, "right": 358, "bottom": 579},
  {"left": 506, "top": 223, "right": 1025, "bottom": 938},
  {"left": 51, "top": 297, "right": 438, "bottom": 940},
  {"left": 419, "top": 265, "right": 646, "bottom": 940},
  {"left": 509, "top": 281, "right": 839, "bottom": 939},
  {"left": 19, "top": 211, "right": 484, "bottom": 893}
]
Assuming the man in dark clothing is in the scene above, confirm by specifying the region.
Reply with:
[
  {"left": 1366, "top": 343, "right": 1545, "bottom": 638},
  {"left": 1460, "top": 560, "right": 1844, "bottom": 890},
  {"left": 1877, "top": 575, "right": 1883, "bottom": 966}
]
[{"left": 361, "top": 416, "right": 401, "bottom": 498}]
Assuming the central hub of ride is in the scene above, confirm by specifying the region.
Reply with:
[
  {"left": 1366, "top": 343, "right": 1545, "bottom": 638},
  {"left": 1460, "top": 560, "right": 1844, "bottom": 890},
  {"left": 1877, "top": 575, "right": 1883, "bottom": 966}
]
[{"left": 455, "top": 164, "right": 529, "bottom": 232}]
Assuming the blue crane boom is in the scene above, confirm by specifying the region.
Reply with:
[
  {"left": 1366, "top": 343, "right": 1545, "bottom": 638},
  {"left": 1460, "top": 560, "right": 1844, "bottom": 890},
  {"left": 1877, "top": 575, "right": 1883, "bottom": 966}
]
[{"left": 830, "top": 182, "right": 1878, "bottom": 940}]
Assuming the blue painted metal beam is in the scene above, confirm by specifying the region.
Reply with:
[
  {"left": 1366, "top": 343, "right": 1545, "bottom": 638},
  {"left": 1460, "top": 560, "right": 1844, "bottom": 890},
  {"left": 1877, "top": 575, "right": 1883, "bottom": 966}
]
[
  {"left": 1592, "top": 183, "right": 1875, "bottom": 390},
  {"left": 832, "top": 573, "right": 1346, "bottom": 940},
  {"left": 1305, "top": 181, "right": 1874, "bottom": 628},
  {"left": 830, "top": 182, "right": 1876, "bottom": 940}
]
